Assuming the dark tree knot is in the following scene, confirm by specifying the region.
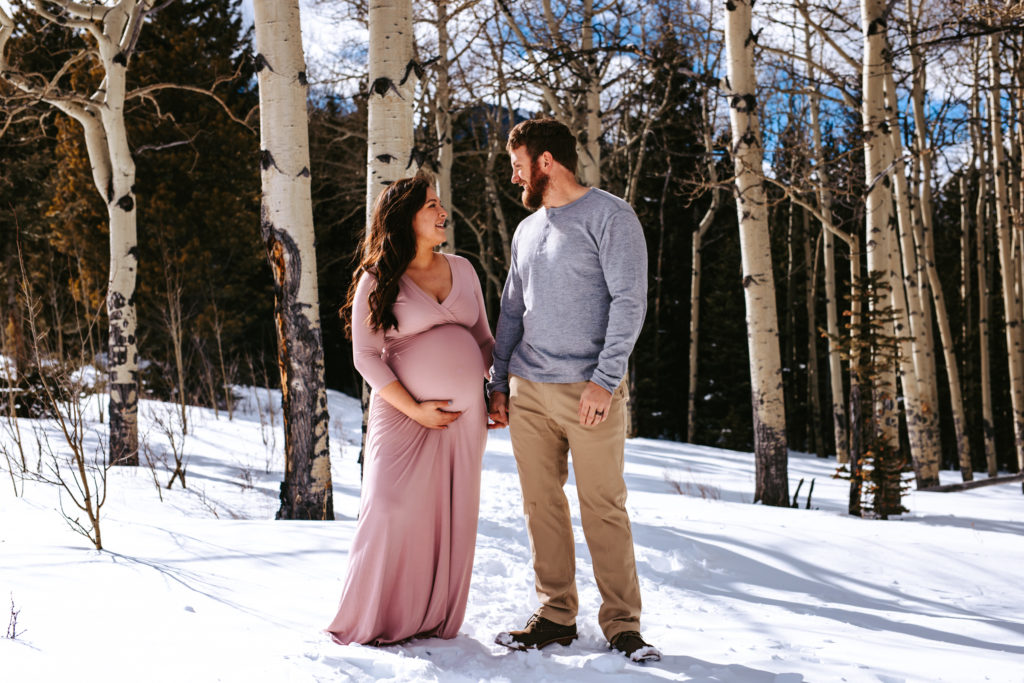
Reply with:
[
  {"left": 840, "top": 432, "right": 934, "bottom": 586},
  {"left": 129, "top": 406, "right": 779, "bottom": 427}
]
[
  {"left": 409, "top": 147, "right": 440, "bottom": 171},
  {"left": 113, "top": 51, "right": 127, "bottom": 67},
  {"left": 116, "top": 194, "right": 134, "bottom": 212},
  {"left": 260, "top": 149, "right": 277, "bottom": 172},
  {"left": 732, "top": 94, "right": 757, "bottom": 113},
  {"left": 400, "top": 57, "right": 437, "bottom": 86},
  {"left": 254, "top": 53, "right": 271, "bottom": 73},
  {"left": 370, "top": 77, "right": 403, "bottom": 99},
  {"left": 298, "top": 71, "right": 308, "bottom": 86}
]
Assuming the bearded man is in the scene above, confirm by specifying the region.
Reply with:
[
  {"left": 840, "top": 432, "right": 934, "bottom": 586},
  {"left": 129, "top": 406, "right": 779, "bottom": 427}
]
[{"left": 487, "top": 118, "right": 659, "bottom": 663}]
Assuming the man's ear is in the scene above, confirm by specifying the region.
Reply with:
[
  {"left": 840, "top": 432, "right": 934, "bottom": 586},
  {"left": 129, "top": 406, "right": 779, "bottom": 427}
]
[{"left": 539, "top": 150, "right": 554, "bottom": 170}]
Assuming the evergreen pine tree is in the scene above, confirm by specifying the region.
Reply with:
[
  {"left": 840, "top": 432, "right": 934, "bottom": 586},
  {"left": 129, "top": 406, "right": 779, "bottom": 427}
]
[{"left": 832, "top": 272, "right": 911, "bottom": 518}]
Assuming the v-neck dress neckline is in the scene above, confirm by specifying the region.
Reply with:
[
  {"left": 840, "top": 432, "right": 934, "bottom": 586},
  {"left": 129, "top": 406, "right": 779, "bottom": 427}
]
[{"left": 402, "top": 253, "right": 456, "bottom": 306}]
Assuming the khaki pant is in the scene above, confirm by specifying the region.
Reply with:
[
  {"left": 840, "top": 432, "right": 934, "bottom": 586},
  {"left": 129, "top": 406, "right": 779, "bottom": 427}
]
[{"left": 508, "top": 375, "right": 642, "bottom": 640}]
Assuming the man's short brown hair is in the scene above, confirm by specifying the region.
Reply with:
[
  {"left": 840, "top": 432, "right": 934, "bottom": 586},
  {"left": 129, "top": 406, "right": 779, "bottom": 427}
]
[{"left": 507, "top": 118, "right": 579, "bottom": 175}]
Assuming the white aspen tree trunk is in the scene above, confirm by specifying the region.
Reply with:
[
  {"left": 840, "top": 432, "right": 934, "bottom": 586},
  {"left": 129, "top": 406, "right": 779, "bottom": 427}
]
[
  {"left": 685, "top": 222, "right": 707, "bottom": 444},
  {"left": 434, "top": 0, "right": 455, "bottom": 252},
  {"left": 908, "top": 169, "right": 945, "bottom": 471},
  {"left": 906, "top": 5, "right": 972, "bottom": 479},
  {"left": 884, "top": 71, "right": 941, "bottom": 487},
  {"left": 687, "top": 110, "right": 721, "bottom": 443},
  {"left": 784, "top": 204, "right": 796, "bottom": 440},
  {"left": 972, "top": 61, "right": 997, "bottom": 475},
  {"left": 360, "top": 0, "right": 416, "bottom": 476},
  {"left": 860, "top": 0, "right": 900, "bottom": 445},
  {"left": 1010, "top": 55, "right": 1024, "bottom": 322},
  {"left": 367, "top": 0, "right": 416, "bottom": 219},
  {"left": 805, "top": 22, "right": 850, "bottom": 464},
  {"left": 687, "top": 126, "right": 721, "bottom": 443},
  {"left": 959, "top": 172, "right": 974, "bottom": 459},
  {"left": 882, "top": 151, "right": 929, "bottom": 482},
  {"left": 0, "top": 0, "right": 151, "bottom": 467},
  {"left": 822, "top": 227, "right": 849, "bottom": 462},
  {"left": 988, "top": 33, "right": 1024, "bottom": 471},
  {"left": 804, "top": 208, "right": 824, "bottom": 457},
  {"left": 252, "top": 0, "right": 334, "bottom": 520},
  {"left": 724, "top": 0, "right": 789, "bottom": 506},
  {"left": 97, "top": 15, "right": 141, "bottom": 468},
  {"left": 578, "top": 0, "right": 601, "bottom": 187},
  {"left": 1018, "top": 55, "right": 1024, "bottom": 264}
]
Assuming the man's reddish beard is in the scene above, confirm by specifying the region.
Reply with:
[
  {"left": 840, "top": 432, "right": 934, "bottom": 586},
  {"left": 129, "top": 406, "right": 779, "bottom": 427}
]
[{"left": 522, "top": 157, "right": 550, "bottom": 210}]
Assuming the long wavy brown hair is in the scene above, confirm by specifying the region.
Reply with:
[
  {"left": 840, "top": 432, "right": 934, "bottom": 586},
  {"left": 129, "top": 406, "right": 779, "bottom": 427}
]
[{"left": 340, "top": 174, "right": 432, "bottom": 339}]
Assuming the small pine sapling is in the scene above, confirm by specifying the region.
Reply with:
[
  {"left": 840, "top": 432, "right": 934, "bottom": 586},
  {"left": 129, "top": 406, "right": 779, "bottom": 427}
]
[{"left": 827, "top": 272, "right": 911, "bottom": 518}]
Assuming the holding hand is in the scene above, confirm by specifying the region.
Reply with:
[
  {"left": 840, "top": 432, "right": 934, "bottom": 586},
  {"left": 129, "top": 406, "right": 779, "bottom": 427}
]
[
  {"left": 488, "top": 392, "right": 509, "bottom": 429},
  {"left": 578, "top": 381, "right": 612, "bottom": 426}
]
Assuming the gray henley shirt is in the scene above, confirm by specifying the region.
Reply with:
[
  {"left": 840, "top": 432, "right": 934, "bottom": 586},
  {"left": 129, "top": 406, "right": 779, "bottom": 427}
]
[{"left": 488, "top": 187, "right": 648, "bottom": 395}]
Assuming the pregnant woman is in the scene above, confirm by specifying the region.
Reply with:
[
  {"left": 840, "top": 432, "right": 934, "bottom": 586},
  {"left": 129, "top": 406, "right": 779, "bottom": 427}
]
[{"left": 327, "top": 174, "right": 495, "bottom": 646}]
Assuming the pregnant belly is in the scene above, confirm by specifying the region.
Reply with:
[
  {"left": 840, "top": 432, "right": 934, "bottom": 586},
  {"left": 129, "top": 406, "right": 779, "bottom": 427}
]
[{"left": 387, "top": 324, "right": 485, "bottom": 412}]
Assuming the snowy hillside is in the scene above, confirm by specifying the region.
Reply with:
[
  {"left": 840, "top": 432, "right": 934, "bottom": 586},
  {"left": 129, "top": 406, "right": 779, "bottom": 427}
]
[{"left": 2, "top": 388, "right": 1023, "bottom": 682}]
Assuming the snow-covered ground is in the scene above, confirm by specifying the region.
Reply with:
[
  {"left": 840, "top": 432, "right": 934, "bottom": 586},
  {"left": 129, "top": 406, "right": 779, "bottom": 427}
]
[{"left": 1, "top": 388, "right": 1023, "bottom": 682}]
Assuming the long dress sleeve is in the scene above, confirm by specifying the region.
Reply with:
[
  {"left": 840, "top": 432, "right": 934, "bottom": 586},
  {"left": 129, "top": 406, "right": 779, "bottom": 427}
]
[
  {"left": 461, "top": 259, "right": 495, "bottom": 377},
  {"left": 351, "top": 271, "right": 399, "bottom": 391}
]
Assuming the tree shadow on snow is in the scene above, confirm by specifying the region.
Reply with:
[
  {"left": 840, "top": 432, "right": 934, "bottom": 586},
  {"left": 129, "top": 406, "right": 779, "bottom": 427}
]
[
  {"left": 902, "top": 512, "right": 1024, "bottom": 536},
  {"left": 630, "top": 523, "right": 1024, "bottom": 656}
]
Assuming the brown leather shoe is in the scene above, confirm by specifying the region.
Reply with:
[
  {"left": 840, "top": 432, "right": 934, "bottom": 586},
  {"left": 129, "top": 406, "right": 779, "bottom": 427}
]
[
  {"left": 495, "top": 613, "right": 578, "bottom": 650},
  {"left": 609, "top": 631, "right": 661, "bottom": 662}
]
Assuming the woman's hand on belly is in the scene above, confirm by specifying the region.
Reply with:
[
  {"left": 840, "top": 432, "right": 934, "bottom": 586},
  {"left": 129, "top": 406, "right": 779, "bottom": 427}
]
[
  {"left": 376, "top": 379, "right": 463, "bottom": 429},
  {"left": 411, "top": 399, "right": 463, "bottom": 429}
]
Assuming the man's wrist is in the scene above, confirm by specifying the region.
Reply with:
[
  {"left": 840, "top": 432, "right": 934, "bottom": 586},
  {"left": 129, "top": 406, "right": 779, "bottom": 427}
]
[
  {"left": 486, "top": 380, "right": 509, "bottom": 398},
  {"left": 589, "top": 374, "right": 617, "bottom": 395}
]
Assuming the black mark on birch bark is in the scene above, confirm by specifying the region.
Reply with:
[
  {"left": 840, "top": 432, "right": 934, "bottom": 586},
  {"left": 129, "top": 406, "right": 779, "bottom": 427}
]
[
  {"left": 254, "top": 53, "right": 271, "bottom": 73},
  {"left": 260, "top": 149, "right": 279, "bottom": 172},
  {"left": 370, "top": 77, "right": 402, "bottom": 98}
]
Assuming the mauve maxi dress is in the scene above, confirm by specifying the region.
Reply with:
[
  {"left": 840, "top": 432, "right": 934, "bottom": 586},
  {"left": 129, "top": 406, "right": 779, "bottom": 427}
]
[{"left": 327, "top": 253, "right": 494, "bottom": 646}]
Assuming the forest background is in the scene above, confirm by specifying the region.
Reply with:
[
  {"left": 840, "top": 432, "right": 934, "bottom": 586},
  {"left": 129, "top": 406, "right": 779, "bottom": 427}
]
[{"left": 2, "top": 0, "right": 1022, "bottom": 489}]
